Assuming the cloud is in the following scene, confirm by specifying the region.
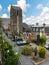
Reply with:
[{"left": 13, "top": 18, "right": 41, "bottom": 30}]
[
  {"left": 8, "top": 0, "right": 31, "bottom": 12},
  {"left": 8, "top": 5, "right": 11, "bottom": 12},
  {"left": 7, "top": 0, "right": 30, "bottom": 19},
  {"left": 17, "top": 0, "right": 31, "bottom": 12},
  {"left": 23, "top": 16, "right": 36, "bottom": 25},
  {"left": 0, "top": 4, "right": 2, "bottom": 10},
  {"left": 36, "top": 4, "right": 43, "bottom": 9},
  {"left": 7, "top": 3, "right": 49, "bottom": 25},
  {"left": 40, "top": 7, "right": 49, "bottom": 16},
  {"left": 24, "top": 6, "right": 49, "bottom": 25},
  {"left": 7, "top": 2, "right": 49, "bottom": 25},
  {"left": 23, "top": 13, "right": 26, "bottom": 18},
  {"left": 1, "top": 13, "right": 9, "bottom": 18}
]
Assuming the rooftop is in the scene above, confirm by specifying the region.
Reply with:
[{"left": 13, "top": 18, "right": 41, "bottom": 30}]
[
  {"left": 32, "top": 24, "right": 49, "bottom": 27},
  {"left": 11, "top": 5, "right": 22, "bottom": 11}
]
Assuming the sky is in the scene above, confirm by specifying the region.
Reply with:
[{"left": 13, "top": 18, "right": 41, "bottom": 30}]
[{"left": 0, "top": 0, "right": 49, "bottom": 25}]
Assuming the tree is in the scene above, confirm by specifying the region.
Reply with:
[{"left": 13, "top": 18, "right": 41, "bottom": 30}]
[
  {"left": 36, "top": 22, "right": 39, "bottom": 26},
  {"left": 43, "top": 23, "right": 46, "bottom": 27}
]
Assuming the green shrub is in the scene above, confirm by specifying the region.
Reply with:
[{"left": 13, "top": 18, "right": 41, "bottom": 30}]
[
  {"left": 2, "top": 40, "right": 12, "bottom": 50},
  {"left": 40, "top": 36, "right": 47, "bottom": 45},
  {"left": 31, "top": 38, "right": 37, "bottom": 43},
  {"left": 22, "top": 46, "right": 32, "bottom": 55},
  {"left": 5, "top": 54, "right": 19, "bottom": 65},
  {"left": 3, "top": 39, "right": 20, "bottom": 65},
  {"left": 14, "top": 42, "right": 16, "bottom": 47},
  {"left": 4, "top": 49, "right": 14, "bottom": 58},
  {"left": 38, "top": 46, "right": 46, "bottom": 58}
]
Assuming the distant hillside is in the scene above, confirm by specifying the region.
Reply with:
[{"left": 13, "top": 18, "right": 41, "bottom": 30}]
[
  {"left": 1, "top": 18, "right": 30, "bottom": 29},
  {"left": 1, "top": 18, "right": 10, "bottom": 29},
  {"left": 22, "top": 23, "right": 30, "bottom": 28}
]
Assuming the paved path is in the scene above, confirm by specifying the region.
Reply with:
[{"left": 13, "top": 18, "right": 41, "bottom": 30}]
[
  {"left": 39, "top": 59, "right": 49, "bottom": 65},
  {"left": 20, "top": 55, "right": 34, "bottom": 65},
  {"left": 0, "top": 51, "right": 1, "bottom": 62},
  {"left": 3, "top": 33, "right": 34, "bottom": 65}
]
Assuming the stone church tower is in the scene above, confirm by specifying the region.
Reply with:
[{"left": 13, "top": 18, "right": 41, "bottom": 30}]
[{"left": 10, "top": 5, "right": 22, "bottom": 35}]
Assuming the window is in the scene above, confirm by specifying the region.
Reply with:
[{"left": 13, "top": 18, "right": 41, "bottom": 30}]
[
  {"left": 33, "top": 28, "right": 35, "bottom": 31},
  {"left": 36, "top": 28, "right": 38, "bottom": 31}
]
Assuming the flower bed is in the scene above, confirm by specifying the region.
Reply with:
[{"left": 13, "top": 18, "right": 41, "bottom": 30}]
[
  {"left": 21, "top": 45, "right": 49, "bottom": 65},
  {"left": 21, "top": 45, "right": 32, "bottom": 55},
  {"left": 28, "top": 53, "right": 49, "bottom": 65}
]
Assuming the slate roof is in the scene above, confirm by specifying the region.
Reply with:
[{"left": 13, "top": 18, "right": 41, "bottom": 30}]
[{"left": 32, "top": 24, "right": 49, "bottom": 27}]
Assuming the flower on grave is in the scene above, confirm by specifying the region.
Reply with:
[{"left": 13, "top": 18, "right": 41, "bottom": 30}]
[
  {"left": 15, "top": 52, "right": 18, "bottom": 55},
  {"left": 7, "top": 50, "right": 9, "bottom": 53}
]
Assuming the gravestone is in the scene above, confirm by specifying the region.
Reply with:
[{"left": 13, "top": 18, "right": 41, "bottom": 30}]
[{"left": 37, "top": 35, "right": 40, "bottom": 45}]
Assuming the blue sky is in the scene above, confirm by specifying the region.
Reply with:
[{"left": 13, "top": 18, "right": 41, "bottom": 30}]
[{"left": 0, "top": 0, "right": 49, "bottom": 25}]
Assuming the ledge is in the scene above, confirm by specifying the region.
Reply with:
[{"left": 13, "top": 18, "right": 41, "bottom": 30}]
[{"left": 32, "top": 57, "right": 49, "bottom": 65}]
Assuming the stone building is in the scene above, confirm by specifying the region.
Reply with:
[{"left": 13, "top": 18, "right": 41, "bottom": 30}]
[
  {"left": 32, "top": 24, "right": 49, "bottom": 36},
  {"left": 9, "top": 5, "right": 22, "bottom": 35}
]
